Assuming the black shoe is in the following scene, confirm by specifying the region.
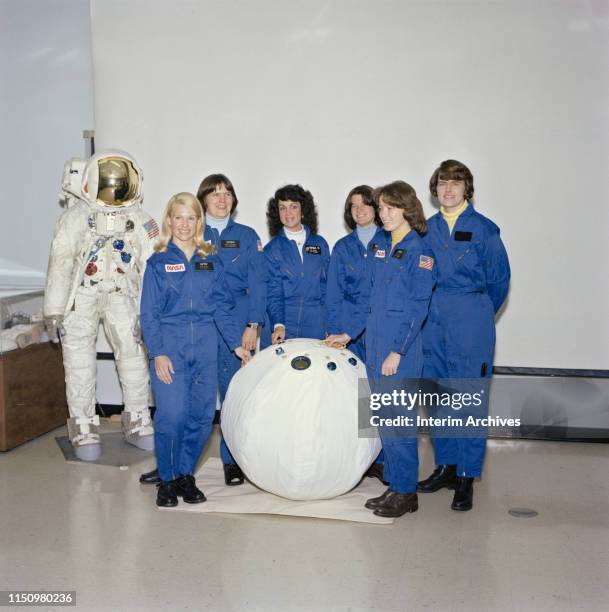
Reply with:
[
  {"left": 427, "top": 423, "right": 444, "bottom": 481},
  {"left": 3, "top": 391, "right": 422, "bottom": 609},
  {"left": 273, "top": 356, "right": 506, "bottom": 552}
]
[
  {"left": 156, "top": 480, "right": 178, "bottom": 507},
  {"left": 451, "top": 477, "right": 474, "bottom": 511},
  {"left": 364, "top": 463, "right": 388, "bottom": 485},
  {"left": 417, "top": 464, "right": 458, "bottom": 493},
  {"left": 373, "top": 490, "right": 419, "bottom": 517},
  {"left": 364, "top": 488, "right": 393, "bottom": 510},
  {"left": 139, "top": 467, "right": 161, "bottom": 485},
  {"left": 175, "top": 474, "right": 206, "bottom": 504},
  {"left": 223, "top": 463, "right": 245, "bottom": 486}
]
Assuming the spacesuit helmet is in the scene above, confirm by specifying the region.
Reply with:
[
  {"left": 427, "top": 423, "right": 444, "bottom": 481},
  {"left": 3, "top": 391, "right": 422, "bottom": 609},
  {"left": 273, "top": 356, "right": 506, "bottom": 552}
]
[{"left": 82, "top": 150, "right": 143, "bottom": 209}]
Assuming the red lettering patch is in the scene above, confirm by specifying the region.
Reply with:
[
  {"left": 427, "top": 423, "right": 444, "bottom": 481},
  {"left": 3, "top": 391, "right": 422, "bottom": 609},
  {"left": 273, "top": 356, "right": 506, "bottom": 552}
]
[{"left": 165, "top": 263, "right": 185, "bottom": 272}]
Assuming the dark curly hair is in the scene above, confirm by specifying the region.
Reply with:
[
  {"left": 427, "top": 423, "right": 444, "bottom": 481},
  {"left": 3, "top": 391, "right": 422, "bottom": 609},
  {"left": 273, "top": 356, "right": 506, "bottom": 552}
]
[
  {"left": 429, "top": 159, "right": 474, "bottom": 200},
  {"left": 374, "top": 180, "right": 428, "bottom": 236},
  {"left": 343, "top": 185, "right": 381, "bottom": 230},
  {"left": 267, "top": 184, "right": 319, "bottom": 237},
  {"left": 196, "top": 173, "right": 239, "bottom": 214}
]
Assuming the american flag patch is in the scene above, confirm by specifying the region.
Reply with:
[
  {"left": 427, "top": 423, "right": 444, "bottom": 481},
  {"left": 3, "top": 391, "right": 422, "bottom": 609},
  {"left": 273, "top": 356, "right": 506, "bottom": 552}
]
[
  {"left": 144, "top": 218, "right": 160, "bottom": 239},
  {"left": 257, "top": 240, "right": 263, "bottom": 252},
  {"left": 419, "top": 255, "right": 434, "bottom": 270}
]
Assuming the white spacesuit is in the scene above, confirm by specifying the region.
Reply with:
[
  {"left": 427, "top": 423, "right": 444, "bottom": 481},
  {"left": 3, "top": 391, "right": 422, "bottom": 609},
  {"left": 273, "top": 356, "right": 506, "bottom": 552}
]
[{"left": 44, "top": 150, "right": 157, "bottom": 460}]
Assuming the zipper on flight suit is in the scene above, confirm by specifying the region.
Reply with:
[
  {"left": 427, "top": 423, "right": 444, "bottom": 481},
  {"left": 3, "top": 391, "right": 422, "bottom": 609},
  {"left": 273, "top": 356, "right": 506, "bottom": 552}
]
[{"left": 296, "top": 239, "right": 305, "bottom": 337}]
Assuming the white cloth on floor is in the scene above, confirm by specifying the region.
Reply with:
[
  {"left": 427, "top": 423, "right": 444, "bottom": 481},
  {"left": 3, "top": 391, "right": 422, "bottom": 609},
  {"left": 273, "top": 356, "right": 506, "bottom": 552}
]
[{"left": 161, "top": 457, "right": 393, "bottom": 524}]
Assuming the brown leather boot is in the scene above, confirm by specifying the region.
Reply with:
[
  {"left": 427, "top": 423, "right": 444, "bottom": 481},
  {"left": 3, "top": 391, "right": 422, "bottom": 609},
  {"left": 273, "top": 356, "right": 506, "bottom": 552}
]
[
  {"left": 364, "top": 488, "right": 393, "bottom": 510},
  {"left": 373, "top": 491, "right": 419, "bottom": 517}
]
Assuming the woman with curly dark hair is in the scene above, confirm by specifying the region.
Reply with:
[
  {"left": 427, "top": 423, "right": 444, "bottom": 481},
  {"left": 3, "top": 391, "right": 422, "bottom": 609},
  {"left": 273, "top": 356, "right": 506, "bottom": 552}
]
[
  {"left": 262, "top": 184, "right": 330, "bottom": 346},
  {"left": 325, "top": 185, "right": 383, "bottom": 361}
]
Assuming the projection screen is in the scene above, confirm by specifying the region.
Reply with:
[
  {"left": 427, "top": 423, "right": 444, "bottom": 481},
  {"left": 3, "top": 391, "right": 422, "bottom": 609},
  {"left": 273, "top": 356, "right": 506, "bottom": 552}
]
[{"left": 90, "top": 0, "right": 609, "bottom": 371}]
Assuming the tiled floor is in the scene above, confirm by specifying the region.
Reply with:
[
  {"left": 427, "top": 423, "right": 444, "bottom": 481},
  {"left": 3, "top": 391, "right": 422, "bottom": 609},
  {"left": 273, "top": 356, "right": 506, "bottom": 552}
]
[{"left": 1, "top": 424, "right": 608, "bottom": 611}]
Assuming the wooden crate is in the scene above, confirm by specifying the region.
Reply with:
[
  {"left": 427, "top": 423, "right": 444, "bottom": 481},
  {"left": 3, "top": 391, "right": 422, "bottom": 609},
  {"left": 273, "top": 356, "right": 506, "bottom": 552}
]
[{"left": 0, "top": 342, "right": 68, "bottom": 451}]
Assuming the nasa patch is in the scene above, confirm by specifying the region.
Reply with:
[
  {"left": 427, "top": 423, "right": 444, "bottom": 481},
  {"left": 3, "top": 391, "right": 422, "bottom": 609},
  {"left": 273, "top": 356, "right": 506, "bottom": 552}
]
[{"left": 165, "top": 263, "right": 185, "bottom": 273}]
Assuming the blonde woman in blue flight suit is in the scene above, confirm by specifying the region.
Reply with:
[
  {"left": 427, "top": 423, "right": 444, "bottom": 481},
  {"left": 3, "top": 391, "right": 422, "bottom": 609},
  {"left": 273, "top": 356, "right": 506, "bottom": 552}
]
[{"left": 140, "top": 192, "right": 251, "bottom": 507}]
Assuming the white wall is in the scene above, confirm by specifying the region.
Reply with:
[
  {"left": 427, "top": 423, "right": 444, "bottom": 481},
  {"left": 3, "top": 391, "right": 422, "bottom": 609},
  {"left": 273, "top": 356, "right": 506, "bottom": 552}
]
[
  {"left": 91, "top": 0, "right": 609, "bottom": 370},
  {"left": 0, "top": 0, "right": 94, "bottom": 277}
]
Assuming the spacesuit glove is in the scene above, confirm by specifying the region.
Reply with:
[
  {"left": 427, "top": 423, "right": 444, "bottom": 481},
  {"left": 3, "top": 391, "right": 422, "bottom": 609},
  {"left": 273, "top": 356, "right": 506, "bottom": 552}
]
[
  {"left": 235, "top": 346, "right": 251, "bottom": 365},
  {"left": 44, "top": 315, "right": 64, "bottom": 343}
]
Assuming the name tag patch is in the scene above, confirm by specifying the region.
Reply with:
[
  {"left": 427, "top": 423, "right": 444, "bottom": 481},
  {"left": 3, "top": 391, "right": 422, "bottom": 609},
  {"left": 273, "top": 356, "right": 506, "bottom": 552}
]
[
  {"left": 392, "top": 249, "right": 405, "bottom": 259},
  {"left": 419, "top": 255, "right": 434, "bottom": 270},
  {"left": 222, "top": 239, "right": 240, "bottom": 249},
  {"left": 165, "top": 263, "right": 185, "bottom": 272},
  {"left": 304, "top": 245, "right": 321, "bottom": 255},
  {"left": 195, "top": 261, "right": 214, "bottom": 271},
  {"left": 375, "top": 249, "right": 386, "bottom": 258},
  {"left": 454, "top": 231, "right": 472, "bottom": 242}
]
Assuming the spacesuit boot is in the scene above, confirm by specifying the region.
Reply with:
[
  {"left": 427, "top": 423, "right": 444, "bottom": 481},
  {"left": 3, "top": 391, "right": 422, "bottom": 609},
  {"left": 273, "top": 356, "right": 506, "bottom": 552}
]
[
  {"left": 121, "top": 410, "right": 154, "bottom": 451},
  {"left": 67, "top": 415, "right": 102, "bottom": 461}
]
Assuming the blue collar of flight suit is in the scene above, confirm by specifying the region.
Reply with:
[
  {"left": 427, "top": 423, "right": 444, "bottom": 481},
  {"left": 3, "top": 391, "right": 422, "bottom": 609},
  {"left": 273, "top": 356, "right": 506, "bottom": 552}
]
[
  {"left": 370, "top": 228, "right": 421, "bottom": 263},
  {"left": 361, "top": 226, "right": 387, "bottom": 249},
  {"left": 204, "top": 216, "right": 236, "bottom": 243},
  {"left": 279, "top": 224, "right": 312, "bottom": 243},
  {"left": 391, "top": 228, "right": 421, "bottom": 253},
  {"left": 167, "top": 239, "right": 194, "bottom": 261},
  {"left": 434, "top": 200, "right": 475, "bottom": 229},
  {"left": 368, "top": 229, "right": 391, "bottom": 253}
]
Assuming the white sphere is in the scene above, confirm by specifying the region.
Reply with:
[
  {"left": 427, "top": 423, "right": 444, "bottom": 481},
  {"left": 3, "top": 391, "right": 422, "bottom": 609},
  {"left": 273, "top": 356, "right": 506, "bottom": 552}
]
[{"left": 222, "top": 339, "right": 381, "bottom": 500}]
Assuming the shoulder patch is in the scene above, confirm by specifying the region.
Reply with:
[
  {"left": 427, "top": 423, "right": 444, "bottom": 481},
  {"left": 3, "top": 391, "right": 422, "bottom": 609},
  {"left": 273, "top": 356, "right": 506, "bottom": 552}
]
[
  {"left": 419, "top": 255, "right": 434, "bottom": 271},
  {"left": 257, "top": 240, "right": 263, "bottom": 252},
  {"left": 165, "top": 263, "right": 185, "bottom": 272}
]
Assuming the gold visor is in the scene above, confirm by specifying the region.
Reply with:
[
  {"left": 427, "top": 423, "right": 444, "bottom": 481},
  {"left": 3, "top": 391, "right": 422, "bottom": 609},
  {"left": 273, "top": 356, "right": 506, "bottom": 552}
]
[{"left": 96, "top": 157, "right": 139, "bottom": 207}]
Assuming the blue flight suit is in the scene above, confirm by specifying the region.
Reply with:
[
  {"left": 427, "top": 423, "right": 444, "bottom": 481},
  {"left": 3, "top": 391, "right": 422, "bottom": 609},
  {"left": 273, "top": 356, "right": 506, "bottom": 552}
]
[
  {"left": 423, "top": 203, "right": 510, "bottom": 477},
  {"left": 363, "top": 230, "right": 435, "bottom": 494},
  {"left": 326, "top": 227, "right": 385, "bottom": 361},
  {"left": 262, "top": 225, "right": 330, "bottom": 346},
  {"left": 141, "top": 241, "right": 240, "bottom": 482},
  {"left": 204, "top": 219, "right": 266, "bottom": 466}
]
